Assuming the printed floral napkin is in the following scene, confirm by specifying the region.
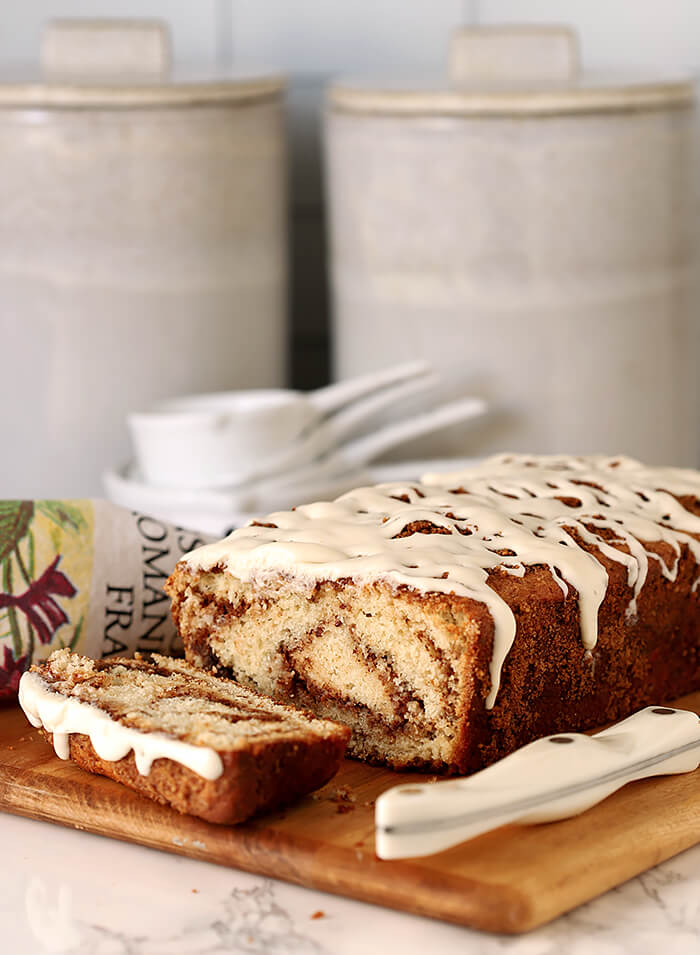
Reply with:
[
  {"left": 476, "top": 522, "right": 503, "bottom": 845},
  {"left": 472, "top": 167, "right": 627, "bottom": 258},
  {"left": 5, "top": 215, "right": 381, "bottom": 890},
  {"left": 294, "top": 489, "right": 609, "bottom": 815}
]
[{"left": 0, "top": 500, "right": 210, "bottom": 699}]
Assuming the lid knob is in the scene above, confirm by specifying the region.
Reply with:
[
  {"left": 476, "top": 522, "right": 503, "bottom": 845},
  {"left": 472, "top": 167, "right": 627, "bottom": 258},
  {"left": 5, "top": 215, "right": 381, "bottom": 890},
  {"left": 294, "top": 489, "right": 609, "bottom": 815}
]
[
  {"left": 449, "top": 26, "right": 579, "bottom": 87},
  {"left": 41, "top": 19, "right": 171, "bottom": 76}
]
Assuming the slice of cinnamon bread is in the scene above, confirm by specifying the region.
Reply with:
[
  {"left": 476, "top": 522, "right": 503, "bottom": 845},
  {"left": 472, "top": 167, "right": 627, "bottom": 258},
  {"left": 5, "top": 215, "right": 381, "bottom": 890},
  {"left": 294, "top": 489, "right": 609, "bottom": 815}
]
[
  {"left": 19, "top": 649, "right": 350, "bottom": 823},
  {"left": 165, "top": 454, "right": 700, "bottom": 774}
]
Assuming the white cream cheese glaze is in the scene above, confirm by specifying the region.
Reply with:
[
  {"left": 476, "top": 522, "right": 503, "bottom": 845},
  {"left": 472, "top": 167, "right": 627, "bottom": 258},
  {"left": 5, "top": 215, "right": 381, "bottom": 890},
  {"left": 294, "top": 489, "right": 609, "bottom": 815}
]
[
  {"left": 18, "top": 671, "right": 224, "bottom": 780},
  {"left": 184, "top": 454, "right": 700, "bottom": 709}
]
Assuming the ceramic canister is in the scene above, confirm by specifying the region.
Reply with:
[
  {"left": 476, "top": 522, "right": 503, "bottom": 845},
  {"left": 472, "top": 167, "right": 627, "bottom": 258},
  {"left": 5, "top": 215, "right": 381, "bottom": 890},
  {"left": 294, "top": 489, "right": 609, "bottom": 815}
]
[
  {"left": 0, "top": 20, "right": 287, "bottom": 498},
  {"left": 324, "top": 27, "right": 698, "bottom": 466}
]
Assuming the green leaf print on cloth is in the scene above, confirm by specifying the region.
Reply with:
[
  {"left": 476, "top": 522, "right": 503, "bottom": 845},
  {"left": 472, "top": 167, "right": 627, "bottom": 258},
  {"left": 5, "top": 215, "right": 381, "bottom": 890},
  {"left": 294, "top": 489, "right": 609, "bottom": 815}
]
[
  {"left": 0, "top": 501, "right": 34, "bottom": 565},
  {"left": 0, "top": 500, "right": 82, "bottom": 700}
]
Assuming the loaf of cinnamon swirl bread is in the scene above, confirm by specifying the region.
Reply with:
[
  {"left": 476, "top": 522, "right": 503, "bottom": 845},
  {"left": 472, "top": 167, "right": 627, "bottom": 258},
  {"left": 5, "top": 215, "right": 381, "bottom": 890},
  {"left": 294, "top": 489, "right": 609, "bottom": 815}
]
[{"left": 166, "top": 454, "right": 700, "bottom": 774}]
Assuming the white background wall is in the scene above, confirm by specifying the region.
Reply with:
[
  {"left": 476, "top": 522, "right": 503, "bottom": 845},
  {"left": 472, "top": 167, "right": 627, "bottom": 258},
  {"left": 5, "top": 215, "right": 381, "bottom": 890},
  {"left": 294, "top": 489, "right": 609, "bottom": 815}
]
[{"left": 0, "top": 1, "right": 697, "bottom": 386}]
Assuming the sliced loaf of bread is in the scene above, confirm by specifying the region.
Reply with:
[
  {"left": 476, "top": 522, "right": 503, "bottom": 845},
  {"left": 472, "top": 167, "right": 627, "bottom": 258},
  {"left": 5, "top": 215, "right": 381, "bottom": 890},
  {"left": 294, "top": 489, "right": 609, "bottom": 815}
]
[{"left": 19, "top": 649, "right": 350, "bottom": 824}]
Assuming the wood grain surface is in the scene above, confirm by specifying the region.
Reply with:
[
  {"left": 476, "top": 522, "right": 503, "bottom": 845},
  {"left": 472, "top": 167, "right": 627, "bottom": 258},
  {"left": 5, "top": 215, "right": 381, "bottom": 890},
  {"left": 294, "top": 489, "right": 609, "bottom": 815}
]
[{"left": 1, "top": 697, "right": 700, "bottom": 935}]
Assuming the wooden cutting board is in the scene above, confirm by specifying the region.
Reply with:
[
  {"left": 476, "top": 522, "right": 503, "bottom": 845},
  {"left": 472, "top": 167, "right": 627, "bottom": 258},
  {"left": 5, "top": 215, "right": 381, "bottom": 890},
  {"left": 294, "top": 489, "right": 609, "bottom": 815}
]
[{"left": 1, "top": 697, "right": 700, "bottom": 935}]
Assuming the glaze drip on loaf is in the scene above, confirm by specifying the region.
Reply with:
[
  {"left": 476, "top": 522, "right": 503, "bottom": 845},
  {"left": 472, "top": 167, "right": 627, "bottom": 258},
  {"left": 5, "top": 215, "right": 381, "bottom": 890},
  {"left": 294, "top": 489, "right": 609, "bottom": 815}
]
[{"left": 183, "top": 454, "right": 700, "bottom": 708}]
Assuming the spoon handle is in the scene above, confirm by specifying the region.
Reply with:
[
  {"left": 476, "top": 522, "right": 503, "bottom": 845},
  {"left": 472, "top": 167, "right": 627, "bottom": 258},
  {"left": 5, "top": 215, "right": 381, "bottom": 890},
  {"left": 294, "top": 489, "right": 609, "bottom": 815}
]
[
  {"left": 319, "top": 373, "right": 438, "bottom": 448},
  {"left": 309, "top": 362, "right": 431, "bottom": 416},
  {"left": 340, "top": 397, "right": 487, "bottom": 467}
]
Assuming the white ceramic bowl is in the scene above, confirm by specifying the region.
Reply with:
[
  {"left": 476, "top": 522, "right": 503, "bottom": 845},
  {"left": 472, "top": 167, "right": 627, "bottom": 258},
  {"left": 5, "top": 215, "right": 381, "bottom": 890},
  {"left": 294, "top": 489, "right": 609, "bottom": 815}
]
[{"left": 128, "top": 390, "right": 320, "bottom": 489}]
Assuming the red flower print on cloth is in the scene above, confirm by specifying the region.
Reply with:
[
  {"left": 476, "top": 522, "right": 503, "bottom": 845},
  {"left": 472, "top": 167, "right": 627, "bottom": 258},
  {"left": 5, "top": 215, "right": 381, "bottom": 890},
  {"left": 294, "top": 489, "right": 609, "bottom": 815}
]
[
  {"left": 0, "top": 555, "right": 76, "bottom": 645},
  {"left": 0, "top": 645, "right": 29, "bottom": 695}
]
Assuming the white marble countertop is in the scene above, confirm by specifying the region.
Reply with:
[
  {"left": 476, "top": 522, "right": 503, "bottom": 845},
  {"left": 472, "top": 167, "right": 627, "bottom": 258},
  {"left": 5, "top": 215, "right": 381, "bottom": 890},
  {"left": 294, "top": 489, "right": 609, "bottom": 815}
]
[{"left": 2, "top": 812, "right": 700, "bottom": 954}]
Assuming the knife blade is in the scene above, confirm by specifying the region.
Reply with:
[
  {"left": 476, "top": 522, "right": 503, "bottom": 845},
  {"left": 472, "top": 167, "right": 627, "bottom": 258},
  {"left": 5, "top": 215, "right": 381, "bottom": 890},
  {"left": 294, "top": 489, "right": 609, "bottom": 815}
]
[{"left": 375, "top": 705, "right": 700, "bottom": 860}]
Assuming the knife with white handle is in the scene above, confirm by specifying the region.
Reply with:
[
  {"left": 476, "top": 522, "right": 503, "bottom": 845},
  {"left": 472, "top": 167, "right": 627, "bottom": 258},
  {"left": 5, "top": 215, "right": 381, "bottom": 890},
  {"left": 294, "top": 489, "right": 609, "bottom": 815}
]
[{"left": 375, "top": 706, "right": 700, "bottom": 860}]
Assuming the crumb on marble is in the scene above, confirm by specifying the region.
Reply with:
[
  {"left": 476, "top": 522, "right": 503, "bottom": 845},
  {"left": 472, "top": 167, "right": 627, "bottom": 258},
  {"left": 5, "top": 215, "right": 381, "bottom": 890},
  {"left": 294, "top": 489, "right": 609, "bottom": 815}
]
[{"left": 311, "top": 910, "right": 325, "bottom": 920}]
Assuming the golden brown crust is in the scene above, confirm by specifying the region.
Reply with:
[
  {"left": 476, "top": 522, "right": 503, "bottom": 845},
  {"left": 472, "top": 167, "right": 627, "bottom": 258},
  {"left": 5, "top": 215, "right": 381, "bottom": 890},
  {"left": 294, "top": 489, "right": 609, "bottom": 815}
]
[
  {"left": 467, "top": 544, "right": 699, "bottom": 771},
  {"left": 40, "top": 728, "right": 349, "bottom": 824}
]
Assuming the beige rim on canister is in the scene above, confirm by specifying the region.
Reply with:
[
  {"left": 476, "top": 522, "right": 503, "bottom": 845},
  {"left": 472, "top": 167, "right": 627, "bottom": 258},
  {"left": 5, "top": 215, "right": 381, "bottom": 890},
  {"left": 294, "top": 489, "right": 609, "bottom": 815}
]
[{"left": 328, "top": 26, "right": 693, "bottom": 117}]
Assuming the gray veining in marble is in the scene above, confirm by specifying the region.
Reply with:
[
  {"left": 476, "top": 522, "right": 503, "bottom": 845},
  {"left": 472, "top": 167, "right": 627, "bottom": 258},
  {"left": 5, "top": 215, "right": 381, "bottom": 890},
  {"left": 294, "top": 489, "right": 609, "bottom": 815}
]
[{"left": 1, "top": 812, "right": 699, "bottom": 955}]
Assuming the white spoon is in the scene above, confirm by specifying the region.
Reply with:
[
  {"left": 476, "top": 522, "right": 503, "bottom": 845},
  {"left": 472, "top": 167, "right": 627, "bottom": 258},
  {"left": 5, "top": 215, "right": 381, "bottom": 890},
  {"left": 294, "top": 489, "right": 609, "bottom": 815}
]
[
  {"left": 128, "top": 361, "right": 432, "bottom": 489},
  {"left": 226, "top": 371, "right": 441, "bottom": 489},
  {"left": 106, "top": 396, "right": 487, "bottom": 520},
  {"left": 250, "top": 395, "right": 488, "bottom": 508}
]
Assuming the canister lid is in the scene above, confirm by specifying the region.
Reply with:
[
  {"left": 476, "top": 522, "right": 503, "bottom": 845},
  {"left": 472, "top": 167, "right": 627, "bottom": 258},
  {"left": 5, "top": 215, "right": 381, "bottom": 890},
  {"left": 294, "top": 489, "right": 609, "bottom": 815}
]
[
  {"left": 328, "top": 26, "right": 694, "bottom": 116},
  {"left": 0, "top": 20, "right": 284, "bottom": 108}
]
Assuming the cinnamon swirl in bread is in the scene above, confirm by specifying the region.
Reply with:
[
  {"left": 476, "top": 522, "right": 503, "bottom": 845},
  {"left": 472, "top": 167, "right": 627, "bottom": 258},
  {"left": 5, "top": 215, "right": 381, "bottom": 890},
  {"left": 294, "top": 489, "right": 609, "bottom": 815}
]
[
  {"left": 166, "top": 454, "right": 700, "bottom": 774},
  {"left": 19, "top": 650, "right": 350, "bottom": 822}
]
